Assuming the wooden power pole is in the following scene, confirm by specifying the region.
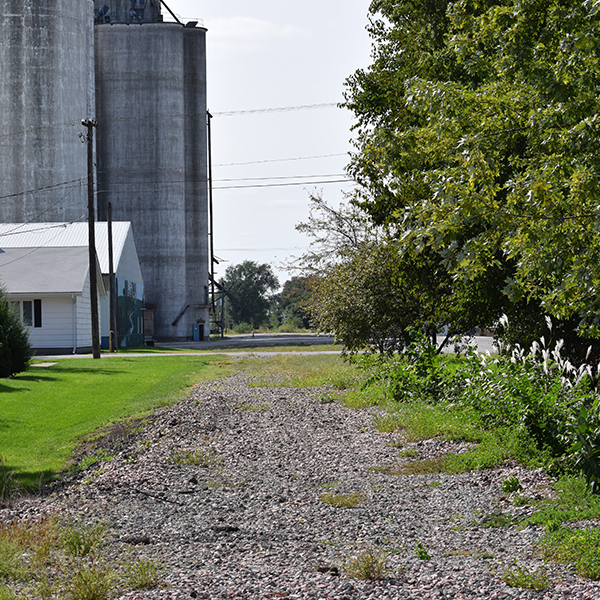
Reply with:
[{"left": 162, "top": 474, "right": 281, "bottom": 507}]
[{"left": 82, "top": 118, "right": 101, "bottom": 360}]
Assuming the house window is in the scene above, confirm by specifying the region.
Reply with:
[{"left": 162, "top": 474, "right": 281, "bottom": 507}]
[{"left": 13, "top": 300, "right": 42, "bottom": 327}]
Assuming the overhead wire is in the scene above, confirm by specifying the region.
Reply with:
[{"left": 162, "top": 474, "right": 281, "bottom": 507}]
[
  {"left": 214, "top": 153, "right": 348, "bottom": 167},
  {"left": 0, "top": 102, "right": 342, "bottom": 141},
  {"left": 93, "top": 177, "right": 353, "bottom": 194}
]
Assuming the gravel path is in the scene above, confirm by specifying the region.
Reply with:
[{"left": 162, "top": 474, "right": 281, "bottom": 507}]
[{"left": 7, "top": 374, "right": 600, "bottom": 599}]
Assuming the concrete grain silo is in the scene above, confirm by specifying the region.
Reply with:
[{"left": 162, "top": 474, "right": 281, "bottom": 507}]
[
  {"left": 94, "top": 1, "right": 210, "bottom": 341},
  {"left": 0, "top": 0, "right": 94, "bottom": 223}
]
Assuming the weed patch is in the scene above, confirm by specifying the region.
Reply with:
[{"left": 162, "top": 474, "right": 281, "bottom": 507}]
[
  {"left": 0, "top": 515, "right": 164, "bottom": 598},
  {"left": 344, "top": 547, "right": 389, "bottom": 580},
  {"left": 124, "top": 558, "right": 163, "bottom": 590},
  {"left": 540, "top": 527, "right": 600, "bottom": 579},
  {"left": 320, "top": 492, "right": 365, "bottom": 508},
  {"left": 502, "top": 565, "right": 551, "bottom": 590},
  {"left": 170, "top": 447, "right": 219, "bottom": 467}
]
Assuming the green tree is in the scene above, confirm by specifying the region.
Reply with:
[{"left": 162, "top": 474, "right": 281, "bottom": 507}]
[
  {"left": 296, "top": 194, "right": 505, "bottom": 353},
  {"left": 220, "top": 261, "right": 279, "bottom": 329},
  {"left": 273, "top": 277, "right": 312, "bottom": 329},
  {"left": 345, "top": 0, "right": 600, "bottom": 347},
  {"left": 0, "top": 296, "right": 32, "bottom": 377}
]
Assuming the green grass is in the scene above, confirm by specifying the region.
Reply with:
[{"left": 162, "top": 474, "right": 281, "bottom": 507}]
[
  {"left": 523, "top": 476, "right": 600, "bottom": 528},
  {"left": 0, "top": 355, "right": 232, "bottom": 489},
  {"left": 540, "top": 527, "right": 600, "bottom": 579},
  {"left": 236, "top": 353, "right": 363, "bottom": 389}
]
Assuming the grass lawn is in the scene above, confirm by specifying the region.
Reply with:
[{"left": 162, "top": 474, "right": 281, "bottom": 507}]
[{"left": 0, "top": 355, "right": 233, "bottom": 489}]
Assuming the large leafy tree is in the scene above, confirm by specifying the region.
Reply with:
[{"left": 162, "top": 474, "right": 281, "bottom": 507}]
[
  {"left": 220, "top": 261, "right": 279, "bottom": 329},
  {"left": 345, "top": 0, "right": 600, "bottom": 343},
  {"left": 296, "top": 194, "right": 502, "bottom": 353}
]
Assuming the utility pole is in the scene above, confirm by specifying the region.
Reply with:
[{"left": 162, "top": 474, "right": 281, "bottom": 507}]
[
  {"left": 82, "top": 118, "right": 101, "bottom": 360},
  {"left": 207, "top": 110, "right": 215, "bottom": 317},
  {"left": 107, "top": 201, "right": 117, "bottom": 352}
]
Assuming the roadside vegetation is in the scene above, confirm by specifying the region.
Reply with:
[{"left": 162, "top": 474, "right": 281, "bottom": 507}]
[
  {"left": 0, "top": 515, "right": 162, "bottom": 599},
  {"left": 0, "top": 336, "right": 600, "bottom": 589},
  {"left": 232, "top": 341, "right": 600, "bottom": 584}
]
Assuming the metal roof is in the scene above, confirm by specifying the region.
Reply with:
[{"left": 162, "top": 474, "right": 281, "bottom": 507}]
[
  {"left": 0, "top": 222, "right": 132, "bottom": 273},
  {"left": 0, "top": 247, "right": 90, "bottom": 295}
]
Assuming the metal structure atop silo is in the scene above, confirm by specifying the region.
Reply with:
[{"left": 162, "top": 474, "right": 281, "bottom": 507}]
[
  {"left": 0, "top": 0, "right": 94, "bottom": 223},
  {"left": 94, "top": 0, "right": 163, "bottom": 24},
  {"left": 94, "top": 0, "right": 210, "bottom": 341}
]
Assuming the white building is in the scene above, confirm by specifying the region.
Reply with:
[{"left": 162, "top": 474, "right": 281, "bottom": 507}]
[{"left": 0, "top": 222, "right": 144, "bottom": 353}]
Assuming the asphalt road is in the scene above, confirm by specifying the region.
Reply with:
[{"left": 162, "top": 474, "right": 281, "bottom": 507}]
[{"left": 33, "top": 333, "right": 497, "bottom": 360}]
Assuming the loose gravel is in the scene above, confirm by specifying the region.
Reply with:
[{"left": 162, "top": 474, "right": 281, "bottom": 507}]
[{"left": 6, "top": 374, "right": 600, "bottom": 599}]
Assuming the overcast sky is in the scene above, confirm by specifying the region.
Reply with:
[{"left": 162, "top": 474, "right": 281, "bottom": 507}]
[{"left": 165, "top": 0, "right": 373, "bottom": 285}]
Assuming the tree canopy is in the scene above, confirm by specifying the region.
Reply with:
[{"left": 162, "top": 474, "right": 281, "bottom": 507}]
[
  {"left": 296, "top": 194, "right": 503, "bottom": 353},
  {"left": 345, "top": 0, "right": 600, "bottom": 339}
]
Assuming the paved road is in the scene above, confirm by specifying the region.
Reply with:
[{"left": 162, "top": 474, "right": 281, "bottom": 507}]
[{"left": 33, "top": 333, "right": 497, "bottom": 361}]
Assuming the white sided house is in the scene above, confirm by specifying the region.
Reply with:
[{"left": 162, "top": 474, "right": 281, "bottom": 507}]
[
  {"left": 0, "top": 222, "right": 144, "bottom": 353},
  {"left": 0, "top": 245, "right": 105, "bottom": 354}
]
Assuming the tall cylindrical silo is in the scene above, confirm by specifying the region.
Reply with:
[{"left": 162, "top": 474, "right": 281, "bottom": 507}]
[
  {"left": 0, "top": 0, "right": 94, "bottom": 223},
  {"left": 95, "top": 18, "right": 210, "bottom": 341}
]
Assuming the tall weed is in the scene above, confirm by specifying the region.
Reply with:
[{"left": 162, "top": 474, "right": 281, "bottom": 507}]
[{"left": 366, "top": 317, "right": 600, "bottom": 491}]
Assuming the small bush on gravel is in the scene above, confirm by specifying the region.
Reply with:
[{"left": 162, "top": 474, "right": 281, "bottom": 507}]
[
  {"left": 414, "top": 542, "right": 430, "bottom": 560},
  {"left": 502, "top": 564, "right": 551, "bottom": 591},
  {"left": 124, "top": 558, "right": 163, "bottom": 590},
  {"left": 344, "top": 546, "right": 388, "bottom": 580},
  {"left": 66, "top": 564, "right": 116, "bottom": 600},
  {"left": 61, "top": 519, "right": 106, "bottom": 558},
  {"left": 170, "top": 447, "right": 218, "bottom": 467}
]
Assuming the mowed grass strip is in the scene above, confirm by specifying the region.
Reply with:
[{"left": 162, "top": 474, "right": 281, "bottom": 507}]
[{"left": 0, "top": 355, "right": 231, "bottom": 488}]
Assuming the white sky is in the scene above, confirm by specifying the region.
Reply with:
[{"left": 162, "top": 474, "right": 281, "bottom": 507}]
[{"left": 165, "top": 1, "right": 373, "bottom": 286}]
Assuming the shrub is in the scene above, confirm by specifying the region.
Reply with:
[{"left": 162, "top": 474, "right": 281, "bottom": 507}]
[
  {"left": 0, "top": 295, "right": 32, "bottom": 377},
  {"left": 365, "top": 315, "right": 600, "bottom": 492},
  {"left": 344, "top": 547, "right": 388, "bottom": 580}
]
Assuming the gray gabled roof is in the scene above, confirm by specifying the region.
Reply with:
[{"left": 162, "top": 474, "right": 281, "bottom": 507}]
[
  {"left": 0, "top": 246, "right": 92, "bottom": 295},
  {"left": 0, "top": 222, "right": 134, "bottom": 273}
]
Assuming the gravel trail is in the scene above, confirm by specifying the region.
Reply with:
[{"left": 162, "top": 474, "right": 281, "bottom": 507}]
[{"left": 7, "top": 374, "right": 600, "bottom": 599}]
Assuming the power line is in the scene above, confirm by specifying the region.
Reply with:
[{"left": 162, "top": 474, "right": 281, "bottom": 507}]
[
  {"left": 216, "top": 247, "right": 308, "bottom": 252},
  {"left": 214, "top": 178, "right": 351, "bottom": 190},
  {"left": 0, "top": 177, "right": 87, "bottom": 201},
  {"left": 0, "top": 102, "right": 343, "bottom": 142},
  {"left": 214, "top": 153, "right": 348, "bottom": 167},
  {"left": 211, "top": 103, "right": 340, "bottom": 116},
  {"left": 0, "top": 219, "right": 85, "bottom": 239},
  {"left": 216, "top": 173, "right": 346, "bottom": 183},
  {"left": 0, "top": 216, "right": 87, "bottom": 266},
  {"left": 94, "top": 177, "right": 352, "bottom": 194}
]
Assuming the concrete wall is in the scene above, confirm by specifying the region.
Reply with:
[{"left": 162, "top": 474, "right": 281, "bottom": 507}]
[
  {"left": 95, "top": 22, "right": 210, "bottom": 340},
  {"left": 0, "top": 0, "right": 94, "bottom": 223}
]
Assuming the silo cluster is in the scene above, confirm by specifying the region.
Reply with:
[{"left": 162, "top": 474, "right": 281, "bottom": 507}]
[
  {"left": 0, "top": 0, "right": 210, "bottom": 341},
  {"left": 0, "top": 0, "right": 94, "bottom": 223}
]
